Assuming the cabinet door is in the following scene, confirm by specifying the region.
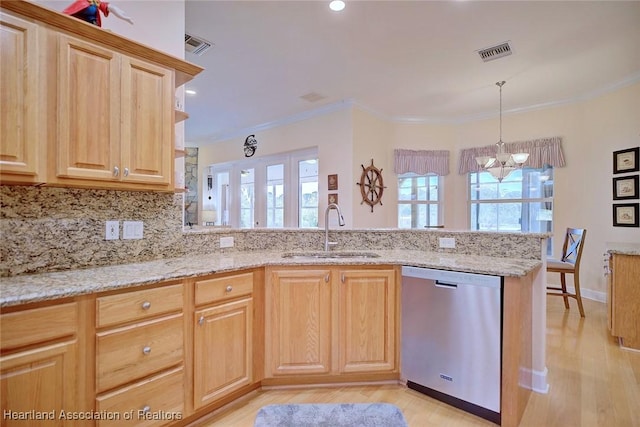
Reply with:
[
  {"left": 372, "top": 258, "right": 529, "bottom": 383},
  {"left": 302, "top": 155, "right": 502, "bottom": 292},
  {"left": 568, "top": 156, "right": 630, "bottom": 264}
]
[
  {"left": 1, "top": 341, "right": 77, "bottom": 427},
  {"left": 0, "top": 12, "right": 42, "bottom": 183},
  {"left": 265, "top": 269, "right": 332, "bottom": 376},
  {"left": 338, "top": 269, "right": 397, "bottom": 373},
  {"left": 56, "top": 34, "right": 120, "bottom": 181},
  {"left": 610, "top": 254, "right": 640, "bottom": 348},
  {"left": 193, "top": 297, "right": 253, "bottom": 409},
  {"left": 120, "top": 56, "right": 173, "bottom": 186}
]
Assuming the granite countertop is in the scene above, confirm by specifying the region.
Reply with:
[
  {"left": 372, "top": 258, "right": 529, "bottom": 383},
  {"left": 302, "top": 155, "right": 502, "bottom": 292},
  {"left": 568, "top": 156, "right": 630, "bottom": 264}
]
[
  {"left": 606, "top": 242, "right": 640, "bottom": 256},
  {"left": 0, "top": 250, "right": 542, "bottom": 308}
]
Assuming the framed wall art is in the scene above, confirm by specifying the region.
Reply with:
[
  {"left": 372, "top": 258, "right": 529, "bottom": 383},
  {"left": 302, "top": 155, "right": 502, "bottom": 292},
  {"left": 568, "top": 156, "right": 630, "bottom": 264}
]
[
  {"left": 613, "top": 147, "right": 639, "bottom": 174},
  {"left": 328, "top": 193, "right": 338, "bottom": 205},
  {"left": 613, "top": 203, "right": 639, "bottom": 227},
  {"left": 613, "top": 175, "right": 639, "bottom": 200},
  {"left": 328, "top": 174, "right": 338, "bottom": 191}
]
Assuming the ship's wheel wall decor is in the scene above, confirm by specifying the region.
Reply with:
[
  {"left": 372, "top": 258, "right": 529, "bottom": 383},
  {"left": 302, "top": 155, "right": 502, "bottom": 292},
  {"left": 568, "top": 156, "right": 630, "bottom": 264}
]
[{"left": 356, "top": 159, "right": 387, "bottom": 212}]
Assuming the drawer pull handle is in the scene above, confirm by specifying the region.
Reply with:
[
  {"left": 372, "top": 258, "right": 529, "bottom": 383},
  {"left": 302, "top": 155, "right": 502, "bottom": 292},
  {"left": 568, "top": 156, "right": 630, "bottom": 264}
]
[
  {"left": 226, "top": 285, "right": 233, "bottom": 292},
  {"left": 124, "top": 167, "right": 129, "bottom": 177},
  {"left": 141, "top": 301, "right": 151, "bottom": 310},
  {"left": 142, "top": 346, "right": 151, "bottom": 355},
  {"left": 113, "top": 166, "right": 119, "bottom": 177},
  {"left": 198, "top": 316, "right": 204, "bottom": 326},
  {"left": 141, "top": 405, "right": 150, "bottom": 414}
]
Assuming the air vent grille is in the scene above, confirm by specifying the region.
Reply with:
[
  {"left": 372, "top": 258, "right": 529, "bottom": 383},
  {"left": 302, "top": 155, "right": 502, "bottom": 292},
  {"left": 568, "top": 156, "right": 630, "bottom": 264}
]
[
  {"left": 185, "top": 33, "right": 213, "bottom": 56},
  {"left": 477, "top": 42, "right": 512, "bottom": 62}
]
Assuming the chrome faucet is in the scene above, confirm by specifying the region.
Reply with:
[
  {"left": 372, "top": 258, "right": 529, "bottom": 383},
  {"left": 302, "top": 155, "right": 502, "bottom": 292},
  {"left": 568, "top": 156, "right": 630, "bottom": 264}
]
[{"left": 324, "top": 203, "right": 345, "bottom": 251}]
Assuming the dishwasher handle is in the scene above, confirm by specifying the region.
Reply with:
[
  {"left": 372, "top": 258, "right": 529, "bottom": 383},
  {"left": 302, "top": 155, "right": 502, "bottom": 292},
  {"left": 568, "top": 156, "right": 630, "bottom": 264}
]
[{"left": 435, "top": 280, "right": 458, "bottom": 289}]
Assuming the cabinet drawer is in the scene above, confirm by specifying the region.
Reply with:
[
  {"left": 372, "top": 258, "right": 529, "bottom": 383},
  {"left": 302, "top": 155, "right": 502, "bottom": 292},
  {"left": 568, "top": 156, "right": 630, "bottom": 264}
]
[
  {"left": 97, "top": 283, "right": 183, "bottom": 328},
  {"left": 195, "top": 272, "right": 254, "bottom": 306},
  {"left": 1, "top": 303, "right": 77, "bottom": 349},
  {"left": 96, "top": 314, "right": 183, "bottom": 392},
  {"left": 96, "top": 366, "right": 184, "bottom": 427}
]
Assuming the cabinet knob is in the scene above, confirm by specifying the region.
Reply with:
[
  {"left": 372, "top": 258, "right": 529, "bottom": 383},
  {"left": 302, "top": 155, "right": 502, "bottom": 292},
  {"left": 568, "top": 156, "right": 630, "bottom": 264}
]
[
  {"left": 113, "top": 166, "right": 119, "bottom": 177},
  {"left": 141, "top": 405, "right": 150, "bottom": 414},
  {"left": 325, "top": 274, "right": 330, "bottom": 283},
  {"left": 142, "top": 346, "right": 151, "bottom": 355},
  {"left": 226, "top": 285, "right": 233, "bottom": 292},
  {"left": 124, "top": 167, "right": 129, "bottom": 177},
  {"left": 141, "top": 301, "right": 151, "bottom": 310},
  {"left": 198, "top": 316, "right": 204, "bottom": 326}
]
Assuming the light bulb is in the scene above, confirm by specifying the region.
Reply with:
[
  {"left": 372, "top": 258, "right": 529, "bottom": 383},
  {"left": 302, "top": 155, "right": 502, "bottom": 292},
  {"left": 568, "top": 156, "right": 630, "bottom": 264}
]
[{"left": 329, "top": 0, "right": 345, "bottom": 12}]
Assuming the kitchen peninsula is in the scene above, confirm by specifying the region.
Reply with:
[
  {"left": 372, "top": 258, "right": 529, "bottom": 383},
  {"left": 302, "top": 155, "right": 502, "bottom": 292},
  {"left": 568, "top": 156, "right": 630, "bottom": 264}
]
[{"left": 1, "top": 228, "right": 546, "bottom": 427}]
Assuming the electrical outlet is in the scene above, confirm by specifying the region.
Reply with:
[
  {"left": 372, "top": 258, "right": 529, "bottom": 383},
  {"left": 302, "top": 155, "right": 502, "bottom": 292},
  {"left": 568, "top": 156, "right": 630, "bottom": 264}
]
[
  {"left": 123, "top": 221, "right": 143, "bottom": 240},
  {"left": 220, "top": 236, "right": 234, "bottom": 248},
  {"left": 105, "top": 221, "right": 119, "bottom": 240},
  {"left": 439, "top": 237, "right": 456, "bottom": 249}
]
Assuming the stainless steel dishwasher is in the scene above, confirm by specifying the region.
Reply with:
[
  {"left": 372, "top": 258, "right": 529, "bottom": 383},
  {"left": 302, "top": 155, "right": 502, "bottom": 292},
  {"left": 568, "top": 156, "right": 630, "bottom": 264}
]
[{"left": 401, "top": 266, "right": 502, "bottom": 425}]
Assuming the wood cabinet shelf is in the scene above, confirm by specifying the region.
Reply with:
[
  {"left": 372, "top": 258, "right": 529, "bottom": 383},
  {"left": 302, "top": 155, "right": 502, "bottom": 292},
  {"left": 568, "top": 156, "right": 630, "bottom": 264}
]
[{"left": 175, "top": 110, "right": 189, "bottom": 123}]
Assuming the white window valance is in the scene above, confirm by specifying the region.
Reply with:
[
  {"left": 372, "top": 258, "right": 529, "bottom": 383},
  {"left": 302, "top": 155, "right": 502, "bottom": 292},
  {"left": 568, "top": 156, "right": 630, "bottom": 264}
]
[
  {"left": 458, "top": 136, "right": 566, "bottom": 174},
  {"left": 394, "top": 149, "right": 450, "bottom": 176}
]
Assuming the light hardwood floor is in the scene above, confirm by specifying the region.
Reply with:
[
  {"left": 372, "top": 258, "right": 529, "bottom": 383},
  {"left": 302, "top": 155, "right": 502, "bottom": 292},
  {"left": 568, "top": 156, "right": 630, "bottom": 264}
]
[{"left": 197, "top": 297, "right": 640, "bottom": 427}]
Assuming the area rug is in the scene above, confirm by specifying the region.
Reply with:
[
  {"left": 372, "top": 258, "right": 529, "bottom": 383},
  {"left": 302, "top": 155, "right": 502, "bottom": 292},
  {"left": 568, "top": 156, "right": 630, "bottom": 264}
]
[{"left": 254, "top": 402, "right": 408, "bottom": 427}]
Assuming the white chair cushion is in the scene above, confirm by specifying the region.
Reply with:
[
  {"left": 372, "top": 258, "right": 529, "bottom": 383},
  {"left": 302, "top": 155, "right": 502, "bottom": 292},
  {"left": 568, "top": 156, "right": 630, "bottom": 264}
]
[{"left": 547, "top": 258, "right": 575, "bottom": 271}]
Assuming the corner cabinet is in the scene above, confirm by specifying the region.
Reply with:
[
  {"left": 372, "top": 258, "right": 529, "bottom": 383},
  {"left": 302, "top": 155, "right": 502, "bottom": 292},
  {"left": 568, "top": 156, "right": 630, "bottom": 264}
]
[
  {"left": 0, "top": 0, "right": 203, "bottom": 191},
  {"left": 264, "top": 266, "right": 399, "bottom": 384}
]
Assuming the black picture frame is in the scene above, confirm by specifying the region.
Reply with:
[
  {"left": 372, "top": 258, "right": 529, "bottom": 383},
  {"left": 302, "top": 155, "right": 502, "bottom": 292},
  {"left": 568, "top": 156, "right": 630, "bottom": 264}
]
[
  {"left": 613, "top": 147, "right": 639, "bottom": 174},
  {"left": 613, "top": 203, "right": 639, "bottom": 227},
  {"left": 613, "top": 175, "right": 639, "bottom": 200}
]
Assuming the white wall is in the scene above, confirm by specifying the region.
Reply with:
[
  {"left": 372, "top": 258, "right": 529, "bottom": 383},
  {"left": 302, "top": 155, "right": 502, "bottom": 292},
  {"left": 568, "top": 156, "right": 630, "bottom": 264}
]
[
  {"left": 199, "top": 82, "right": 639, "bottom": 298},
  {"left": 37, "top": 0, "right": 185, "bottom": 57},
  {"left": 198, "top": 108, "right": 354, "bottom": 227}
]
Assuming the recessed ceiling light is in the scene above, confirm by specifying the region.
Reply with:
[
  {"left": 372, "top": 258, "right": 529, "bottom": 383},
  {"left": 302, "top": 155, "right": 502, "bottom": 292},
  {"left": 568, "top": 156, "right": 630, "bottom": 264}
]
[
  {"left": 185, "top": 89, "right": 197, "bottom": 95},
  {"left": 329, "top": 1, "right": 345, "bottom": 12}
]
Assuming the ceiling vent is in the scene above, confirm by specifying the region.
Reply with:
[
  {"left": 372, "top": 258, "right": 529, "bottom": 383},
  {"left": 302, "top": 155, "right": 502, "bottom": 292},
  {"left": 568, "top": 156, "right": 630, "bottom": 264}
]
[
  {"left": 185, "top": 33, "right": 213, "bottom": 56},
  {"left": 477, "top": 42, "right": 512, "bottom": 62},
  {"left": 300, "top": 92, "right": 326, "bottom": 103}
]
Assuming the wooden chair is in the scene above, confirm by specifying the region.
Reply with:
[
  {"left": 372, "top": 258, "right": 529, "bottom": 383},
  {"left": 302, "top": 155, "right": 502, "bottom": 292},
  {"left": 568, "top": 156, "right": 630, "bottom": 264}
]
[{"left": 547, "top": 228, "right": 587, "bottom": 317}]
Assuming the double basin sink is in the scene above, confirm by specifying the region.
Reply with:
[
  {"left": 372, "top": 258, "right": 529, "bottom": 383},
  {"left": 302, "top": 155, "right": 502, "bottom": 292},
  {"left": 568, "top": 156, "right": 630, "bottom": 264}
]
[{"left": 281, "top": 251, "right": 380, "bottom": 259}]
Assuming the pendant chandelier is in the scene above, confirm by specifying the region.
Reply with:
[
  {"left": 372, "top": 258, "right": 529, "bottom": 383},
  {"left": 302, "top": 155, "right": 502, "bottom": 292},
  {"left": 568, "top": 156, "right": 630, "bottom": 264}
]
[{"left": 475, "top": 81, "right": 529, "bottom": 182}]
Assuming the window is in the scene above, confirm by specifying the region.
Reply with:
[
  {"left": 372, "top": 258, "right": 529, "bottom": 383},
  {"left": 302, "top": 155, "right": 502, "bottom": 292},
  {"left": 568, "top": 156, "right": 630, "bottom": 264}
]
[
  {"left": 266, "top": 164, "right": 284, "bottom": 228},
  {"left": 204, "top": 148, "right": 318, "bottom": 228},
  {"left": 469, "top": 166, "right": 554, "bottom": 253},
  {"left": 397, "top": 173, "right": 442, "bottom": 228},
  {"left": 298, "top": 159, "right": 318, "bottom": 228}
]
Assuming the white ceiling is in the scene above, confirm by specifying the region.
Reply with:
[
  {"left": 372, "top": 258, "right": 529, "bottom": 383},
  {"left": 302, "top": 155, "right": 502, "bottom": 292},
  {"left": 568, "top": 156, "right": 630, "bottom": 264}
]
[{"left": 183, "top": 0, "right": 640, "bottom": 145}]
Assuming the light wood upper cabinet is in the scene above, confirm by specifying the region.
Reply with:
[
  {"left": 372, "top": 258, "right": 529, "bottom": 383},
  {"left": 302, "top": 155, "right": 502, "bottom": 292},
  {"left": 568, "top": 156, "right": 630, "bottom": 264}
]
[
  {"left": 0, "top": 0, "right": 203, "bottom": 192},
  {"left": 338, "top": 269, "right": 397, "bottom": 373},
  {"left": 53, "top": 34, "right": 173, "bottom": 189},
  {"left": 0, "top": 11, "right": 44, "bottom": 184}
]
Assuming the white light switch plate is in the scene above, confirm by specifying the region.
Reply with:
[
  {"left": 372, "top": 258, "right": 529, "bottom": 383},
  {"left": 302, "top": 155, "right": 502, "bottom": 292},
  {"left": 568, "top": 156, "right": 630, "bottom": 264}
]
[
  {"left": 439, "top": 237, "right": 456, "bottom": 248},
  {"left": 220, "top": 236, "right": 234, "bottom": 248},
  {"left": 105, "top": 221, "right": 119, "bottom": 240},
  {"left": 123, "top": 221, "right": 144, "bottom": 240}
]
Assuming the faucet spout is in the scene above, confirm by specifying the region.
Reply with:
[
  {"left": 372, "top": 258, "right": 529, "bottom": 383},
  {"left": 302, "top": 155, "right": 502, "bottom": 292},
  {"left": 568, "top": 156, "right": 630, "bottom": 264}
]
[{"left": 324, "top": 203, "right": 345, "bottom": 251}]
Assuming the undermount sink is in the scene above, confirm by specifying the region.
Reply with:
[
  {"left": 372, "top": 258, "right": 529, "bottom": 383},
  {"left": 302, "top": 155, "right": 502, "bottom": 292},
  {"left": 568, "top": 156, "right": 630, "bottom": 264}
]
[{"left": 282, "top": 251, "right": 380, "bottom": 259}]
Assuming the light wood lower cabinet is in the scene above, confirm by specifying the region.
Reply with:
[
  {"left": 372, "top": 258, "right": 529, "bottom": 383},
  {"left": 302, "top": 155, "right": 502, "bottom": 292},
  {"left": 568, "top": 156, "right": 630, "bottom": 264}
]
[
  {"left": 192, "top": 272, "right": 254, "bottom": 410},
  {"left": 265, "top": 266, "right": 399, "bottom": 379},
  {"left": 607, "top": 253, "right": 640, "bottom": 349},
  {"left": 94, "top": 282, "right": 185, "bottom": 427},
  {"left": 0, "top": 303, "right": 79, "bottom": 427}
]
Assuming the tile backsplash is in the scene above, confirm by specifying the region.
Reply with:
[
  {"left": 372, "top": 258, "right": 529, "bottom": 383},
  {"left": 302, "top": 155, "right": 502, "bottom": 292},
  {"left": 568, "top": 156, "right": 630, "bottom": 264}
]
[{"left": 1, "top": 186, "right": 545, "bottom": 277}]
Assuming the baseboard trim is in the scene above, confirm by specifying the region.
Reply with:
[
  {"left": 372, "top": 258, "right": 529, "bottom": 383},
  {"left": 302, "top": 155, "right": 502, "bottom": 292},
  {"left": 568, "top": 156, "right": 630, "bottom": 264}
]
[
  {"left": 547, "top": 285, "right": 606, "bottom": 303},
  {"left": 531, "top": 367, "right": 549, "bottom": 394}
]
